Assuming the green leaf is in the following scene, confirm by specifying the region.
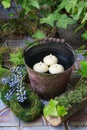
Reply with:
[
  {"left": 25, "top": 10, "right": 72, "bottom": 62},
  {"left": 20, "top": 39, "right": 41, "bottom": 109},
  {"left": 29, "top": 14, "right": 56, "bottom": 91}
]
[
  {"left": 57, "top": 106, "right": 68, "bottom": 117},
  {"left": 0, "top": 65, "right": 9, "bottom": 78},
  {"left": 30, "top": 0, "right": 40, "bottom": 9},
  {"left": 56, "top": 14, "right": 75, "bottom": 29},
  {"left": 71, "top": 1, "right": 85, "bottom": 21},
  {"left": 65, "top": 0, "right": 77, "bottom": 12},
  {"left": 49, "top": 99, "right": 58, "bottom": 106},
  {"left": 2, "top": 0, "right": 11, "bottom": 8},
  {"left": 68, "top": 0, "right": 77, "bottom": 8},
  {"left": 43, "top": 99, "right": 58, "bottom": 117},
  {"left": 78, "top": 61, "right": 87, "bottom": 77},
  {"left": 24, "top": 7, "right": 31, "bottom": 14},
  {"left": 43, "top": 104, "right": 58, "bottom": 117},
  {"left": 83, "top": 51, "right": 87, "bottom": 57},
  {"left": 10, "top": 50, "right": 24, "bottom": 66},
  {"left": 55, "top": 0, "right": 65, "bottom": 12},
  {"left": 58, "top": 0, "right": 77, "bottom": 13},
  {"left": 81, "top": 30, "right": 87, "bottom": 40},
  {"left": 32, "top": 30, "right": 46, "bottom": 39},
  {"left": 81, "top": 13, "right": 87, "bottom": 24},
  {"left": 40, "top": 13, "right": 59, "bottom": 27}
]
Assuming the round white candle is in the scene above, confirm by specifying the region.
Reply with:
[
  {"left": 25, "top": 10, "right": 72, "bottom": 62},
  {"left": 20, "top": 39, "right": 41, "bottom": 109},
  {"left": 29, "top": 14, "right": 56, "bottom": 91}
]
[
  {"left": 43, "top": 54, "right": 58, "bottom": 66},
  {"left": 33, "top": 62, "right": 49, "bottom": 73},
  {"left": 49, "top": 64, "right": 64, "bottom": 74}
]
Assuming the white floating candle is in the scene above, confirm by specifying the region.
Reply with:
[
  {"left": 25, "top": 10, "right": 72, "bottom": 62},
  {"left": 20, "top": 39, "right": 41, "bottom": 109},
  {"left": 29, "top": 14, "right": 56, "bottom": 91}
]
[
  {"left": 43, "top": 54, "right": 58, "bottom": 66},
  {"left": 49, "top": 64, "right": 64, "bottom": 74},
  {"left": 33, "top": 62, "right": 49, "bottom": 73}
]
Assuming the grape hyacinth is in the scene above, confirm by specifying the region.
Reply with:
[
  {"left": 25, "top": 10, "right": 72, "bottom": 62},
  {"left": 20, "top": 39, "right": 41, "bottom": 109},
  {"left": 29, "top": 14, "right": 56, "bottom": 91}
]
[{"left": 1, "top": 66, "right": 27, "bottom": 103}]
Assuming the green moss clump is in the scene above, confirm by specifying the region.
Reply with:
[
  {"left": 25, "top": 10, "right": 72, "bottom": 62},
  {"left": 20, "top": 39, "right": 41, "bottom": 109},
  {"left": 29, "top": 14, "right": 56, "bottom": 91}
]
[
  {"left": 1, "top": 85, "right": 10, "bottom": 107},
  {"left": 76, "top": 84, "right": 87, "bottom": 98},
  {"left": 67, "top": 90, "right": 83, "bottom": 104},
  {"left": 56, "top": 96, "right": 69, "bottom": 108},
  {"left": 10, "top": 88, "right": 43, "bottom": 122}
]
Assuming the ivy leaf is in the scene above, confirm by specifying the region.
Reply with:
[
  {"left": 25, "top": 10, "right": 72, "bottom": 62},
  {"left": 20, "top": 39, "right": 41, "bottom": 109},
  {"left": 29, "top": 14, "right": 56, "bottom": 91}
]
[
  {"left": 57, "top": 0, "right": 77, "bottom": 13},
  {"left": 69, "top": 0, "right": 77, "bottom": 7},
  {"left": 49, "top": 99, "right": 58, "bottom": 106},
  {"left": 57, "top": 106, "right": 68, "bottom": 117},
  {"left": 40, "top": 13, "right": 59, "bottom": 27},
  {"left": 56, "top": 14, "right": 75, "bottom": 29},
  {"left": 65, "top": 0, "right": 77, "bottom": 13},
  {"left": 43, "top": 104, "right": 58, "bottom": 117},
  {"left": 2, "top": 0, "right": 11, "bottom": 8},
  {"left": 71, "top": 1, "right": 85, "bottom": 21},
  {"left": 32, "top": 30, "right": 46, "bottom": 39},
  {"left": 43, "top": 99, "right": 58, "bottom": 117},
  {"left": 10, "top": 50, "right": 24, "bottom": 66},
  {"left": 30, "top": 0, "right": 40, "bottom": 9},
  {"left": 81, "top": 30, "right": 87, "bottom": 40}
]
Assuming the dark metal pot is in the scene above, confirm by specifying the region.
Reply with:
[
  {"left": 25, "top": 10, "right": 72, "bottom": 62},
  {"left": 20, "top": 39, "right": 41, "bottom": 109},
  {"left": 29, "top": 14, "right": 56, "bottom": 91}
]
[{"left": 24, "top": 38, "right": 76, "bottom": 100}]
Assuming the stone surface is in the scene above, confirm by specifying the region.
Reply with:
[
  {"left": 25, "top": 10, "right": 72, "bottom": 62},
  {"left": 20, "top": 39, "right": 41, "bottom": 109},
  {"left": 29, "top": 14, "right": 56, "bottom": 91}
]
[
  {"left": 20, "top": 116, "right": 46, "bottom": 127},
  {"left": 4, "top": 36, "right": 34, "bottom": 48},
  {"left": 69, "top": 126, "right": 87, "bottom": 130},
  {"left": 21, "top": 126, "right": 64, "bottom": 130},
  {"left": 0, "top": 127, "right": 19, "bottom": 130}
]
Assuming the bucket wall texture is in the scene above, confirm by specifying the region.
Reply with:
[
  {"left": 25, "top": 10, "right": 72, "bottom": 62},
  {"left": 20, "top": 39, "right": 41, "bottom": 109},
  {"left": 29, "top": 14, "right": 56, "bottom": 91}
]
[{"left": 27, "top": 66, "right": 72, "bottom": 100}]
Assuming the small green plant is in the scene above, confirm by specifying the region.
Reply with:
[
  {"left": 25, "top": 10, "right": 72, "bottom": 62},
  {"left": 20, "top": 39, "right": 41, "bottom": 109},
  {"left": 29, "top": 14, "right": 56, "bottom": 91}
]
[
  {"left": 10, "top": 49, "right": 24, "bottom": 66},
  {"left": 43, "top": 99, "right": 67, "bottom": 117},
  {"left": 32, "top": 30, "right": 46, "bottom": 39}
]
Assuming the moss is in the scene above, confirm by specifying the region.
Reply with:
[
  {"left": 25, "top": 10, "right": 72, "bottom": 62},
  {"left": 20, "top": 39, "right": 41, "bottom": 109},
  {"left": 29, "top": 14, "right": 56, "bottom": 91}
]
[
  {"left": 76, "top": 82, "right": 87, "bottom": 98},
  {"left": 67, "top": 90, "right": 83, "bottom": 104},
  {"left": 57, "top": 96, "right": 69, "bottom": 108},
  {"left": 10, "top": 88, "right": 43, "bottom": 122},
  {"left": 1, "top": 85, "right": 10, "bottom": 107}
]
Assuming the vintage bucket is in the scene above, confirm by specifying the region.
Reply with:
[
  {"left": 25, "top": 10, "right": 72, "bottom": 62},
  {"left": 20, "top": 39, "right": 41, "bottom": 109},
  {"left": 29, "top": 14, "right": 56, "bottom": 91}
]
[{"left": 23, "top": 38, "right": 76, "bottom": 100}]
